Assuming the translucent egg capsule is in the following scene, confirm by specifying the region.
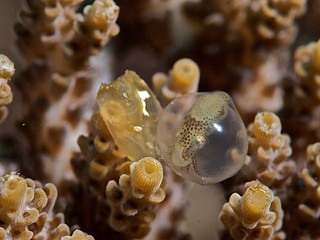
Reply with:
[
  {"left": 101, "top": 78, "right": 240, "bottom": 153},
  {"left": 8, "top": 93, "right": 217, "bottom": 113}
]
[
  {"left": 97, "top": 70, "right": 162, "bottom": 161},
  {"left": 157, "top": 91, "right": 248, "bottom": 184}
]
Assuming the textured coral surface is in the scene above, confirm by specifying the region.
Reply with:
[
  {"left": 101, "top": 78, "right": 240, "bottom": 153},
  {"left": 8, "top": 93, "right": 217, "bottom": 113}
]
[
  {"left": 1, "top": 0, "right": 320, "bottom": 239},
  {"left": 0, "top": 55, "right": 14, "bottom": 125}
]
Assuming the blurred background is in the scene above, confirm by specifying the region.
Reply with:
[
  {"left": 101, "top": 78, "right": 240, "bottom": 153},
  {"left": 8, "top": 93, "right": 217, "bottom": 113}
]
[{"left": 0, "top": 0, "right": 21, "bottom": 58}]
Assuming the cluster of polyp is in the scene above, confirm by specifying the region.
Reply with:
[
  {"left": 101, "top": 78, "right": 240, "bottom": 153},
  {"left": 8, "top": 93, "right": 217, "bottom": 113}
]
[
  {"left": 220, "top": 180, "right": 284, "bottom": 240},
  {"left": 299, "top": 142, "right": 320, "bottom": 219},
  {"left": 245, "top": 112, "right": 295, "bottom": 186},
  {"left": 0, "top": 54, "right": 14, "bottom": 124},
  {"left": 0, "top": 173, "right": 93, "bottom": 240},
  {"left": 106, "top": 157, "right": 165, "bottom": 238}
]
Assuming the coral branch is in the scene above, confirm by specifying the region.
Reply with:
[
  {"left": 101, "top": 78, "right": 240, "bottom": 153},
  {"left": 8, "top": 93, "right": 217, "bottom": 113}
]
[
  {"left": 71, "top": 108, "right": 189, "bottom": 239},
  {"left": 106, "top": 157, "right": 165, "bottom": 238},
  {"left": 0, "top": 54, "right": 14, "bottom": 125},
  {"left": 241, "top": 112, "right": 295, "bottom": 188},
  {"left": 299, "top": 142, "right": 320, "bottom": 219},
  {"left": 0, "top": 173, "right": 92, "bottom": 240},
  {"left": 282, "top": 39, "right": 320, "bottom": 162},
  {"left": 13, "top": 0, "right": 119, "bottom": 184}
]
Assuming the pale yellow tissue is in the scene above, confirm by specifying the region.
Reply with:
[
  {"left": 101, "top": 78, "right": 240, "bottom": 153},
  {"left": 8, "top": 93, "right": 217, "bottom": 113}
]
[
  {"left": 84, "top": 0, "right": 119, "bottom": 31},
  {"left": 97, "top": 71, "right": 162, "bottom": 161},
  {"left": 0, "top": 55, "right": 15, "bottom": 79},
  {"left": 169, "top": 58, "right": 200, "bottom": 93},
  {"left": 62, "top": 229, "right": 94, "bottom": 240}
]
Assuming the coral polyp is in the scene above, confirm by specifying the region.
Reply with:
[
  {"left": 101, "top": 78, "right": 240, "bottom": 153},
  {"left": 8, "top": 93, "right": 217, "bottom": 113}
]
[{"left": 157, "top": 91, "right": 248, "bottom": 184}]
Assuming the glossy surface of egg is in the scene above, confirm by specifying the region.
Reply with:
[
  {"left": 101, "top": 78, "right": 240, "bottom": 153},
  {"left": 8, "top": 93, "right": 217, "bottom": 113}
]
[{"left": 157, "top": 91, "right": 248, "bottom": 184}]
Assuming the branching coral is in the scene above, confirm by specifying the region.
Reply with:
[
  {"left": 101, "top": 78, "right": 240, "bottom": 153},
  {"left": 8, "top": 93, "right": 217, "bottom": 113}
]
[
  {"left": 282, "top": 39, "right": 320, "bottom": 161},
  {"left": 242, "top": 112, "right": 295, "bottom": 187},
  {"left": 278, "top": 141, "right": 320, "bottom": 239},
  {"left": 295, "top": 40, "right": 320, "bottom": 100},
  {"left": 2, "top": 0, "right": 320, "bottom": 239},
  {"left": 106, "top": 157, "right": 165, "bottom": 238},
  {"left": 0, "top": 54, "right": 14, "bottom": 125},
  {"left": 0, "top": 173, "right": 92, "bottom": 240},
  {"left": 220, "top": 180, "right": 284, "bottom": 240},
  {"left": 71, "top": 70, "right": 190, "bottom": 239},
  {"left": 299, "top": 142, "right": 320, "bottom": 219},
  {"left": 247, "top": 0, "right": 306, "bottom": 48},
  {"left": 181, "top": 0, "right": 306, "bottom": 118},
  {"left": 183, "top": 0, "right": 306, "bottom": 57},
  {"left": 12, "top": 0, "right": 119, "bottom": 184},
  {"left": 16, "top": 0, "right": 119, "bottom": 65}
]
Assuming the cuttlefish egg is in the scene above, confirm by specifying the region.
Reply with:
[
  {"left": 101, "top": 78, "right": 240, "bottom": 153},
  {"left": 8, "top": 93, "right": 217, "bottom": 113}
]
[{"left": 157, "top": 91, "right": 248, "bottom": 184}]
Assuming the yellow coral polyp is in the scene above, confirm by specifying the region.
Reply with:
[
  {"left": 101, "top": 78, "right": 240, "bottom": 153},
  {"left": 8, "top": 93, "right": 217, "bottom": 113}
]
[
  {"left": 84, "top": 0, "right": 119, "bottom": 31},
  {"left": 131, "top": 157, "right": 163, "bottom": 196},
  {"left": 253, "top": 112, "right": 281, "bottom": 146},
  {"left": 61, "top": 229, "right": 94, "bottom": 240},
  {"left": 220, "top": 180, "right": 282, "bottom": 239},
  {"left": 316, "top": 40, "right": 320, "bottom": 70},
  {"left": 169, "top": 58, "right": 200, "bottom": 93},
  {"left": 242, "top": 182, "right": 274, "bottom": 225},
  {"left": 0, "top": 54, "right": 15, "bottom": 79},
  {"left": 0, "top": 174, "right": 28, "bottom": 218}
]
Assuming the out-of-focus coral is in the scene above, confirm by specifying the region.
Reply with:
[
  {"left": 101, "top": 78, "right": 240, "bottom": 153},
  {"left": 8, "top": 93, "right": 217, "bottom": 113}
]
[
  {"left": 114, "top": 0, "right": 173, "bottom": 55},
  {"left": 152, "top": 58, "right": 200, "bottom": 106},
  {"left": 299, "top": 142, "right": 320, "bottom": 219},
  {"left": 278, "top": 141, "right": 320, "bottom": 239},
  {"left": 282, "top": 39, "right": 320, "bottom": 163},
  {"left": 295, "top": 40, "right": 320, "bottom": 100},
  {"left": 97, "top": 70, "right": 162, "bottom": 161},
  {"left": 181, "top": 0, "right": 306, "bottom": 119},
  {"left": 241, "top": 112, "right": 295, "bottom": 188},
  {"left": 248, "top": 0, "right": 306, "bottom": 48},
  {"left": 220, "top": 180, "right": 284, "bottom": 240},
  {"left": 0, "top": 172, "right": 92, "bottom": 240},
  {"left": 0, "top": 54, "right": 14, "bottom": 125},
  {"left": 15, "top": 0, "right": 119, "bottom": 65},
  {"left": 183, "top": 0, "right": 306, "bottom": 51},
  {"left": 12, "top": 0, "right": 119, "bottom": 184},
  {"left": 61, "top": 230, "right": 94, "bottom": 240},
  {"left": 233, "top": 53, "right": 287, "bottom": 118}
]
